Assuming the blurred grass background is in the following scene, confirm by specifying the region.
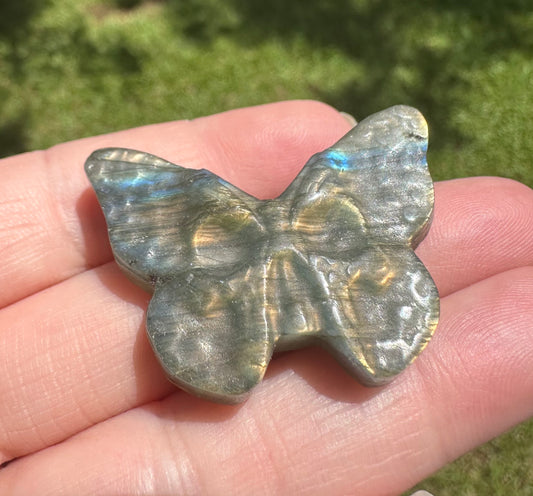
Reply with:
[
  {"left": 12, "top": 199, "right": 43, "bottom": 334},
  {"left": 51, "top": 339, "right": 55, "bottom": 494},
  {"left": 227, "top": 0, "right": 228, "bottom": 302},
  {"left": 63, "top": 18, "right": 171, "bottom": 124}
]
[{"left": 0, "top": 0, "right": 532, "bottom": 494}]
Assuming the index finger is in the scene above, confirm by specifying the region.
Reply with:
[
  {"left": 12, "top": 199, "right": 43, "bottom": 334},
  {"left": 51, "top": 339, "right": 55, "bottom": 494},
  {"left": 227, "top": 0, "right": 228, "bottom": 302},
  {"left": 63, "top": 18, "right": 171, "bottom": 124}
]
[
  {"left": 0, "top": 100, "right": 350, "bottom": 308},
  {"left": 2, "top": 101, "right": 533, "bottom": 310}
]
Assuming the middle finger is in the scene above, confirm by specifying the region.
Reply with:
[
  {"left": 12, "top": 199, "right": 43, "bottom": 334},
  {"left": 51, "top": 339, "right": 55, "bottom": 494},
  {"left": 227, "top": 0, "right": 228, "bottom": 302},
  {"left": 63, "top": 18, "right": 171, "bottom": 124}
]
[{"left": 1, "top": 175, "right": 533, "bottom": 462}]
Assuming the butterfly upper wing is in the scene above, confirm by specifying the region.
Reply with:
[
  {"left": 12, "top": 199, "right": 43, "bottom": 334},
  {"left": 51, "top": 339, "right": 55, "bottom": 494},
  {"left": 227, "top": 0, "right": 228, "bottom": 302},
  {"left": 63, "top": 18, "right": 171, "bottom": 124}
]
[
  {"left": 85, "top": 148, "right": 265, "bottom": 290},
  {"left": 86, "top": 148, "right": 273, "bottom": 402},
  {"left": 282, "top": 105, "right": 434, "bottom": 248},
  {"left": 279, "top": 105, "right": 439, "bottom": 385}
]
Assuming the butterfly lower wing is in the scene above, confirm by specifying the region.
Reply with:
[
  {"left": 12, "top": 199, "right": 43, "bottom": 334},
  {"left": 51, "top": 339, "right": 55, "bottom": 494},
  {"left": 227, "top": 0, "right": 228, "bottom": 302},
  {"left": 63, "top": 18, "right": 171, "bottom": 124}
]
[
  {"left": 320, "top": 246, "right": 439, "bottom": 385},
  {"left": 85, "top": 148, "right": 262, "bottom": 291},
  {"left": 147, "top": 271, "right": 274, "bottom": 403}
]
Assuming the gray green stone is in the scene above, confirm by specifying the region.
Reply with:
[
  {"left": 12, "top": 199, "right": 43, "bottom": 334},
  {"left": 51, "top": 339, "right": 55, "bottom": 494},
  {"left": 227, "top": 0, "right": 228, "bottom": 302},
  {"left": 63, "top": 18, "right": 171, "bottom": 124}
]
[{"left": 85, "top": 105, "right": 439, "bottom": 404}]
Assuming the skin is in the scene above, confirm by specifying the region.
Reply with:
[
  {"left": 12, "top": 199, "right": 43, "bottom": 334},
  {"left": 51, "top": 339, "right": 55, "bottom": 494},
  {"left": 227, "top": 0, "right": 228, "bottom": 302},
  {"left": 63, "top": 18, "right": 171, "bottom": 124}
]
[{"left": 0, "top": 100, "right": 532, "bottom": 495}]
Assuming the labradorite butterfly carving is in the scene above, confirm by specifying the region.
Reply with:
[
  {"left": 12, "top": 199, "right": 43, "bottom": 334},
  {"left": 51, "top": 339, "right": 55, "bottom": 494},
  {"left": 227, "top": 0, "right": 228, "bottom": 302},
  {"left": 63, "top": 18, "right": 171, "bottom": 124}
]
[{"left": 85, "top": 105, "right": 439, "bottom": 404}]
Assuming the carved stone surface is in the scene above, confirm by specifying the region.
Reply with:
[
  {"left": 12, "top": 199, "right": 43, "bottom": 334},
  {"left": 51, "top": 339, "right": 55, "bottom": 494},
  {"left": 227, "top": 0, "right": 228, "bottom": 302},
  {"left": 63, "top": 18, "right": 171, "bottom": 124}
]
[{"left": 85, "top": 105, "right": 439, "bottom": 403}]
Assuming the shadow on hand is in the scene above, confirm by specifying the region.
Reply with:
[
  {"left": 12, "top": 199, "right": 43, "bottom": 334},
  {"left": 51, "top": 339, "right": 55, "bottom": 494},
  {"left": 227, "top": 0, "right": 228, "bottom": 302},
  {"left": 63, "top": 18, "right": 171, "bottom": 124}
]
[{"left": 140, "top": 346, "right": 385, "bottom": 425}]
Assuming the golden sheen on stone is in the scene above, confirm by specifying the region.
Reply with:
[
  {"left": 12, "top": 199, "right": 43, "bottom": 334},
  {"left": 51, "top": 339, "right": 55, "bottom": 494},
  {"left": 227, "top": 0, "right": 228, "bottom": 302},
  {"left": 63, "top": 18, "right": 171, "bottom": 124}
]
[{"left": 85, "top": 105, "right": 439, "bottom": 404}]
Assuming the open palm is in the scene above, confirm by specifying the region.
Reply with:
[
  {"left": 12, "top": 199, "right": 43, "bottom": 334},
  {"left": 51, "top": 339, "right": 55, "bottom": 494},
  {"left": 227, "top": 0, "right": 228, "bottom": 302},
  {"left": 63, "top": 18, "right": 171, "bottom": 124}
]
[{"left": 1, "top": 101, "right": 532, "bottom": 495}]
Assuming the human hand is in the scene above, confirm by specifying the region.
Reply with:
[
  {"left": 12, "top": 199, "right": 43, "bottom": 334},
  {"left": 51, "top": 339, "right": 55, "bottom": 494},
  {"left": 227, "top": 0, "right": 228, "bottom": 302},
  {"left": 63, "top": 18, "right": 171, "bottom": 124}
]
[{"left": 0, "top": 101, "right": 532, "bottom": 495}]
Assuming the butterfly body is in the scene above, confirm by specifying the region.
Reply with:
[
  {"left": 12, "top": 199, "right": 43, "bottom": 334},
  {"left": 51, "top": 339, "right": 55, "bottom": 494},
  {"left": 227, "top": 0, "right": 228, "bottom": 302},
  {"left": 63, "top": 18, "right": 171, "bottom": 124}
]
[{"left": 86, "top": 105, "right": 439, "bottom": 403}]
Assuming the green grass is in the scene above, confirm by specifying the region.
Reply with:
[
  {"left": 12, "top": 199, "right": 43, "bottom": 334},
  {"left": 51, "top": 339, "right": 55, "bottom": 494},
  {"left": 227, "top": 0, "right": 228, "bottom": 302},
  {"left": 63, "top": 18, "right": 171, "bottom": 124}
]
[
  {"left": 0, "top": 0, "right": 532, "bottom": 493},
  {"left": 407, "top": 420, "right": 533, "bottom": 496}
]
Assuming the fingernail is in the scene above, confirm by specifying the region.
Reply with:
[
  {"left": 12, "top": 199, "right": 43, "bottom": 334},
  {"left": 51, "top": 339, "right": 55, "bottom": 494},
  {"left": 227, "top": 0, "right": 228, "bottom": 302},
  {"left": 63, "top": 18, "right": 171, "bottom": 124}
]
[
  {"left": 410, "top": 491, "right": 434, "bottom": 496},
  {"left": 339, "top": 111, "right": 357, "bottom": 127}
]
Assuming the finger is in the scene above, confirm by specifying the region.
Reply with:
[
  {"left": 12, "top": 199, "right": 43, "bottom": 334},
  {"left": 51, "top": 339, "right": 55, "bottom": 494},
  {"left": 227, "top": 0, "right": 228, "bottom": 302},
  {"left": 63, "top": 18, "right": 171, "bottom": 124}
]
[
  {"left": 418, "top": 176, "right": 533, "bottom": 296},
  {"left": 0, "top": 100, "right": 351, "bottom": 308},
  {"left": 0, "top": 263, "right": 167, "bottom": 463},
  {"left": 1, "top": 177, "right": 533, "bottom": 461},
  {"left": 2, "top": 267, "right": 533, "bottom": 495},
  {"left": 3, "top": 101, "right": 533, "bottom": 311}
]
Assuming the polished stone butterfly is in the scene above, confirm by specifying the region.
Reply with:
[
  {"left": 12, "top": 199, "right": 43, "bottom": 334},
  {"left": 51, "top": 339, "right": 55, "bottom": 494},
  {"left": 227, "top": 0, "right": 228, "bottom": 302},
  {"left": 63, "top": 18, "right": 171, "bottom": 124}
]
[{"left": 85, "top": 105, "right": 439, "bottom": 403}]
